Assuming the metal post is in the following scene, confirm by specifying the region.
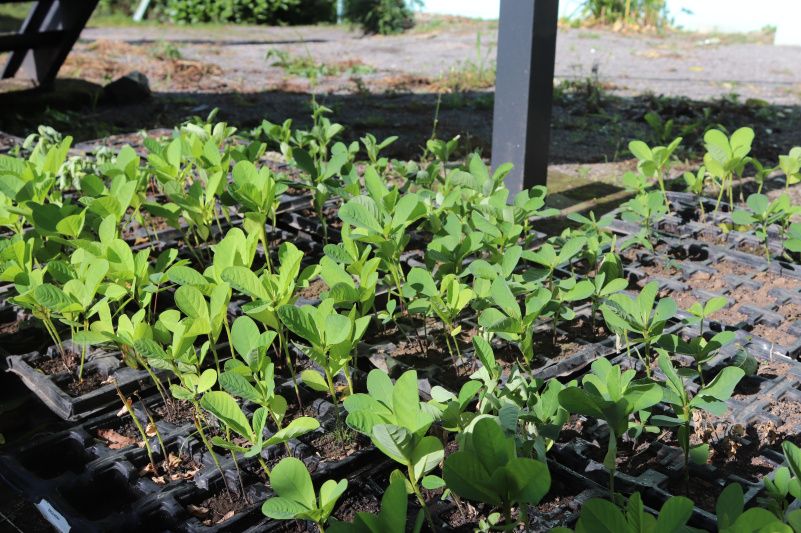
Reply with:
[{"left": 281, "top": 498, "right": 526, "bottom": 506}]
[{"left": 491, "top": 0, "right": 559, "bottom": 193}]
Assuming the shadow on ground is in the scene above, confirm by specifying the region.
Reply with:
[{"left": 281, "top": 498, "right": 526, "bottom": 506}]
[{"left": 1, "top": 77, "right": 800, "bottom": 210}]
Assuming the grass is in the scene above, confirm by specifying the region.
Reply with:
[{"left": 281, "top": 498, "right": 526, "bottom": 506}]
[
  {"left": 266, "top": 48, "right": 375, "bottom": 82},
  {"left": 434, "top": 32, "right": 496, "bottom": 93}
]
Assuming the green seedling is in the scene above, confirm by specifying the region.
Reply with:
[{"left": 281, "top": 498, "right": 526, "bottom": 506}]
[
  {"left": 703, "top": 127, "right": 754, "bottom": 214},
  {"left": 262, "top": 457, "right": 347, "bottom": 533},
  {"left": 549, "top": 277, "right": 595, "bottom": 343},
  {"left": 225, "top": 160, "right": 287, "bottom": 271},
  {"left": 682, "top": 295, "right": 728, "bottom": 338},
  {"left": 653, "top": 352, "right": 743, "bottom": 488},
  {"left": 327, "top": 476, "right": 424, "bottom": 533},
  {"left": 683, "top": 166, "right": 708, "bottom": 221},
  {"left": 628, "top": 137, "right": 682, "bottom": 212},
  {"left": 551, "top": 492, "right": 693, "bottom": 533},
  {"left": 337, "top": 170, "right": 425, "bottom": 310},
  {"left": 779, "top": 147, "right": 801, "bottom": 190},
  {"left": 731, "top": 193, "right": 793, "bottom": 261},
  {"left": 523, "top": 236, "right": 587, "bottom": 290},
  {"left": 600, "top": 281, "right": 676, "bottom": 377},
  {"left": 318, "top": 255, "right": 379, "bottom": 317},
  {"left": 405, "top": 267, "right": 475, "bottom": 364},
  {"left": 278, "top": 298, "right": 369, "bottom": 409},
  {"left": 558, "top": 358, "right": 662, "bottom": 497},
  {"left": 221, "top": 316, "right": 287, "bottom": 426},
  {"left": 201, "top": 390, "right": 319, "bottom": 476},
  {"left": 222, "top": 242, "right": 315, "bottom": 407},
  {"left": 344, "top": 369, "right": 442, "bottom": 530},
  {"left": 478, "top": 276, "right": 551, "bottom": 367},
  {"left": 443, "top": 417, "right": 551, "bottom": 530},
  {"left": 425, "top": 212, "right": 484, "bottom": 277},
  {"left": 620, "top": 190, "right": 668, "bottom": 249}
]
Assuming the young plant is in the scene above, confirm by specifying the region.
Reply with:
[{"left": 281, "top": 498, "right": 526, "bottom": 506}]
[
  {"left": 478, "top": 277, "right": 551, "bottom": 367},
  {"left": 360, "top": 133, "right": 397, "bottom": 175},
  {"left": 628, "top": 136, "right": 682, "bottom": 211},
  {"left": 600, "top": 281, "right": 676, "bottom": 377},
  {"left": 715, "top": 483, "right": 790, "bottom": 533},
  {"left": 278, "top": 298, "right": 370, "bottom": 407},
  {"left": 703, "top": 127, "right": 754, "bottom": 214},
  {"left": 523, "top": 236, "right": 587, "bottom": 290},
  {"left": 405, "top": 267, "right": 475, "bottom": 364},
  {"left": 549, "top": 277, "right": 595, "bottom": 343},
  {"left": 681, "top": 295, "right": 728, "bottom": 339},
  {"left": 551, "top": 492, "right": 693, "bottom": 533},
  {"left": 327, "top": 476, "right": 424, "bottom": 533},
  {"left": 221, "top": 242, "right": 315, "bottom": 406},
  {"left": 425, "top": 212, "right": 484, "bottom": 277},
  {"left": 761, "top": 441, "right": 801, "bottom": 526},
  {"left": 261, "top": 457, "right": 347, "bottom": 532},
  {"left": 558, "top": 358, "right": 662, "bottom": 496},
  {"left": 344, "top": 369, "right": 443, "bottom": 529},
  {"left": 221, "top": 316, "right": 286, "bottom": 426},
  {"left": 588, "top": 255, "right": 628, "bottom": 332},
  {"left": 731, "top": 193, "right": 791, "bottom": 261},
  {"left": 318, "top": 255, "right": 379, "bottom": 317},
  {"left": 337, "top": 169, "right": 425, "bottom": 311},
  {"left": 654, "top": 352, "right": 744, "bottom": 487},
  {"left": 682, "top": 165, "right": 708, "bottom": 221},
  {"left": 225, "top": 160, "right": 287, "bottom": 271},
  {"left": 620, "top": 190, "right": 668, "bottom": 249},
  {"left": 443, "top": 417, "right": 551, "bottom": 530},
  {"left": 201, "top": 390, "right": 319, "bottom": 476},
  {"left": 477, "top": 364, "right": 571, "bottom": 460},
  {"left": 779, "top": 146, "right": 801, "bottom": 190}
]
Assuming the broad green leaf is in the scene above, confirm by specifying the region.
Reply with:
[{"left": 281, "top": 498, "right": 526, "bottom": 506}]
[{"left": 200, "top": 390, "right": 252, "bottom": 440}]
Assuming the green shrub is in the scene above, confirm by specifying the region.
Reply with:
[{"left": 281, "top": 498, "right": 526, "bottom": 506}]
[
  {"left": 157, "top": 0, "right": 336, "bottom": 25},
  {"left": 345, "top": 0, "right": 416, "bottom": 35},
  {"left": 580, "top": 0, "right": 669, "bottom": 28}
]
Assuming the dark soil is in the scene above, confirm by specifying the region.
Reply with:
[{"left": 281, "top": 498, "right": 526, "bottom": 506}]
[
  {"left": 309, "top": 429, "right": 369, "bottom": 462},
  {"left": 781, "top": 303, "right": 801, "bottom": 322},
  {"left": 666, "top": 476, "right": 720, "bottom": 512},
  {"left": 296, "top": 278, "right": 329, "bottom": 301},
  {"left": 585, "top": 438, "right": 660, "bottom": 478},
  {"left": 727, "top": 283, "right": 780, "bottom": 313},
  {"left": 32, "top": 351, "right": 77, "bottom": 375},
  {"left": 331, "top": 488, "right": 381, "bottom": 523},
  {"left": 634, "top": 259, "right": 682, "bottom": 284},
  {"left": 736, "top": 240, "right": 768, "bottom": 256},
  {"left": 64, "top": 370, "right": 106, "bottom": 396},
  {"left": 560, "top": 314, "right": 610, "bottom": 342},
  {"left": 96, "top": 419, "right": 140, "bottom": 442},
  {"left": 155, "top": 399, "right": 196, "bottom": 426},
  {"left": 195, "top": 488, "right": 251, "bottom": 526},
  {"left": 528, "top": 483, "right": 580, "bottom": 532},
  {"left": 758, "top": 360, "right": 791, "bottom": 379},
  {"left": 532, "top": 331, "right": 585, "bottom": 362},
  {"left": 140, "top": 454, "right": 202, "bottom": 485}
]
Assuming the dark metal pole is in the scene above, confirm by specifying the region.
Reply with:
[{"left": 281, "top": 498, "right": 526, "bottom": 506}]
[
  {"left": 2, "top": 0, "right": 99, "bottom": 86},
  {"left": 491, "top": 0, "right": 559, "bottom": 193}
]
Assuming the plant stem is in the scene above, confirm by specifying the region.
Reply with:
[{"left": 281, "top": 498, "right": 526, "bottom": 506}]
[
  {"left": 258, "top": 456, "right": 271, "bottom": 477},
  {"left": 278, "top": 329, "right": 303, "bottom": 410},
  {"left": 407, "top": 466, "right": 436, "bottom": 532},
  {"left": 193, "top": 409, "right": 229, "bottom": 495},
  {"left": 115, "top": 383, "right": 159, "bottom": 474}
]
